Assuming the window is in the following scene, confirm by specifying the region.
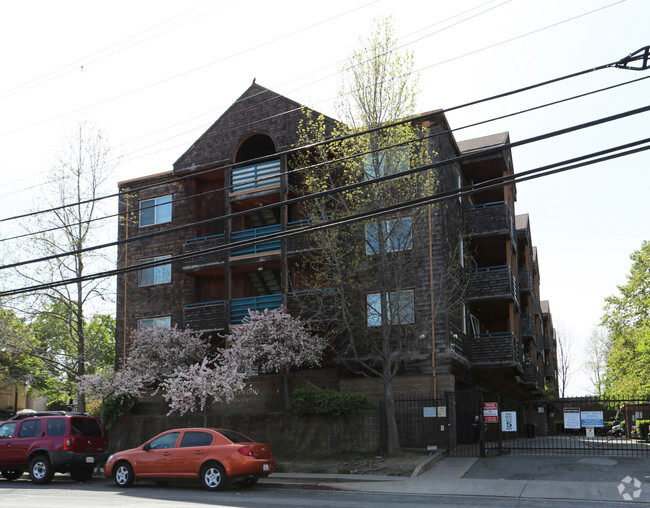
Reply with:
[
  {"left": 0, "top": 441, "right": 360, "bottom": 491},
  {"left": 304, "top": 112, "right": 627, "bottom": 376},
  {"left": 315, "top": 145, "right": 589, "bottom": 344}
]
[
  {"left": 363, "top": 146, "right": 409, "bottom": 179},
  {"left": 47, "top": 419, "right": 65, "bottom": 437},
  {"left": 180, "top": 431, "right": 213, "bottom": 448},
  {"left": 139, "top": 195, "right": 172, "bottom": 227},
  {"left": 0, "top": 422, "right": 16, "bottom": 439},
  {"left": 18, "top": 420, "right": 41, "bottom": 438},
  {"left": 138, "top": 255, "right": 171, "bottom": 286},
  {"left": 367, "top": 289, "right": 415, "bottom": 326},
  {"left": 138, "top": 316, "right": 171, "bottom": 329},
  {"left": 366, "top": 218, "right": 412, "bottom": 254},
  {"left": 148, "top": 432, "right": 180, "bottom": 450}
]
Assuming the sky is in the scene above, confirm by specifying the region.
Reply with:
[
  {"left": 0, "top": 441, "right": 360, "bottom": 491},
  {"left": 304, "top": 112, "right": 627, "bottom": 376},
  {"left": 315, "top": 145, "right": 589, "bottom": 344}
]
[{"left": 1, "top": 0, "right": 648, "bottom": 396}]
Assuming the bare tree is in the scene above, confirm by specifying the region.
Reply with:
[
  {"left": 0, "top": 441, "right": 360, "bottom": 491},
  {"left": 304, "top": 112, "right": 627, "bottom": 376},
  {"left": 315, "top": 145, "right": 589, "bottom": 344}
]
[
  {"left": 6, "top": 122, "right": 116, "bottom": 412},
  {"left": 555, "top": 326, "right": 575, "bottom": 398}
]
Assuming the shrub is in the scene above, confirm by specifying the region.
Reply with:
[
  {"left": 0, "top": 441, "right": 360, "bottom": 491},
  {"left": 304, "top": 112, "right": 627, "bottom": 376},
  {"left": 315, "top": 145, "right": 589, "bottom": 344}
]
[
  {"left": 637, "top": 419, "right": 650, "bottom": 440},
  {"left": 290, "top": 387, "right": 372, "bottom": 416}
]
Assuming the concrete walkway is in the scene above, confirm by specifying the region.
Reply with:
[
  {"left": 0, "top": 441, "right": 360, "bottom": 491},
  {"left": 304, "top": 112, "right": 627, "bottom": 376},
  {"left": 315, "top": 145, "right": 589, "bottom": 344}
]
[{"left": 261, "top": 455, "right": 650, "bottom": 504}]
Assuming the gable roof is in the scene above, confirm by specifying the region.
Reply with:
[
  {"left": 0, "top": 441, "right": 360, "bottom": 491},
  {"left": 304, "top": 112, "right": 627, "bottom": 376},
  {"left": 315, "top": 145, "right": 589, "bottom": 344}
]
[{"left": 173, "top": 83, "right": 337, "bottom": 173}]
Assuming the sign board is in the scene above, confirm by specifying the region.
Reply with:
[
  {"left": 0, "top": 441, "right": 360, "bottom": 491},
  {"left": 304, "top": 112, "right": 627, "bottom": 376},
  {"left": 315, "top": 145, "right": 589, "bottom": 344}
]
[
  {"left": 580, "top": 411, "right": 604, "bottom": 428},
  {"left": 437, "top": 406, "right": 447, "bottom": 418},
  {"left": 586, "top": 427, "right": 595, "bottom": 438},
  {"left": 483, "top": 402, "right": 498, "bottom": 423},
  {"left": 502, "top": 411, "right": 517, "bottom": 432},
  {"left": 564, "top": 407, "right": 581, "bottom": 429},
  {"left": 423, "top": 407, "right": 437, "bottom": 418}
]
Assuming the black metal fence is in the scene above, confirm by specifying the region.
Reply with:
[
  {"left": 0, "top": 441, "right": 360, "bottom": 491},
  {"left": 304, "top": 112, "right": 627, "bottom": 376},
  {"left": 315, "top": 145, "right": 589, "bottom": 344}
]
[{"left": 384, "top": 392, "right": 650, "bottom": 458}]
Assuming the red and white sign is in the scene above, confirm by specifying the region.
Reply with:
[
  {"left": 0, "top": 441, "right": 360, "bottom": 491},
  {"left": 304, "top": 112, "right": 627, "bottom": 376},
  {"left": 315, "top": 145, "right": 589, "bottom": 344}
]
[{"left": 483, "top": 402, "right": 498, "bottom": 423}]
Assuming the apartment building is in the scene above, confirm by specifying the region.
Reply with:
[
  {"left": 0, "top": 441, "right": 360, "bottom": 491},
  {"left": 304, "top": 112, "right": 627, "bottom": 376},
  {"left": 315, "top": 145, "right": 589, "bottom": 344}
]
[{"left": 115, "top": 83, "right": 557, "bottom": 404}]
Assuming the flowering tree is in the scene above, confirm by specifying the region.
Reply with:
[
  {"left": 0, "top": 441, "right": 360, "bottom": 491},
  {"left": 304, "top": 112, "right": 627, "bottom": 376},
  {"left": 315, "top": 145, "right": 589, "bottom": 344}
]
[{"left": 225, "top": 307, "right": 326, "bottom": 407}]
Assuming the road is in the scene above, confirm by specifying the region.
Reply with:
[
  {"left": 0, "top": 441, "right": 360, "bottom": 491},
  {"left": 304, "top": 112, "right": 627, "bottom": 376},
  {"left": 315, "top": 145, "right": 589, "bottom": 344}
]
[{"left": 0, "top": 477, "right": 642, "bottom": 508}]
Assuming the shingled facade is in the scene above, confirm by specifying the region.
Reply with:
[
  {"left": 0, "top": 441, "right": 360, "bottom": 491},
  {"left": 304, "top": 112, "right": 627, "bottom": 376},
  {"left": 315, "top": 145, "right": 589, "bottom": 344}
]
[{"left": 115, "top": 83, "right": 558, "bottom": 405}]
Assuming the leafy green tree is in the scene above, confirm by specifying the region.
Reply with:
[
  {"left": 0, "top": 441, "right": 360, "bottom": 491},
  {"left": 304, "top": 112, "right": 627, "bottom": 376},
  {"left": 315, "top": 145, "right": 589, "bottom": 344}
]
[
  {"left": 293, "top": 17, "right": 451, "bottom": 454},
  {"left": 6, "top": 301, "right": 115, "bottom": 407},
  {"left": 601, "top": 240, "right": 650, "bottom": 397}
]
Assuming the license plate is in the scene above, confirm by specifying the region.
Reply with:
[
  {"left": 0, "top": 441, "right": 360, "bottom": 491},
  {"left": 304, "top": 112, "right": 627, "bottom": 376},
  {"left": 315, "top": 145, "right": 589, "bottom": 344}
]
[
  {"left": 86, "top": 457, "right": 94, "bottom": 463},
  {"left": 262, "top": 464, "right": 270, "bottom": 472}
]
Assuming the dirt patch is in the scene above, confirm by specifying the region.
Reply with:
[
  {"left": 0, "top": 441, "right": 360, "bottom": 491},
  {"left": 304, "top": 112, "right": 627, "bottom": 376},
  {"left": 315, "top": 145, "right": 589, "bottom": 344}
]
[{"left": 274, "top": 451, "right": 430, "bottom": 476}]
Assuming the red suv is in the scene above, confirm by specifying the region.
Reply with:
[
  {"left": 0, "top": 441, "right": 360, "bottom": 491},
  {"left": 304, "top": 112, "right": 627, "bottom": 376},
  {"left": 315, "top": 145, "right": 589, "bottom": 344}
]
[{"left": 0, "top": 411, "right": 108, "bottom": 484}]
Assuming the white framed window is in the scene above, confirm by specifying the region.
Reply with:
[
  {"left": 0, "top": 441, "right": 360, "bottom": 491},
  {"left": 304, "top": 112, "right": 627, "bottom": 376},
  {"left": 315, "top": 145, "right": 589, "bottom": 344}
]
[
  {"left": 366, "top": 218, "right": 412, "bottom": 254},
  {"left": 367, "top": 289, "right": 415, "bottom": 326},
  {"left": 363, "top": 146, "right": 410, "bottom": 179},
  {"left": 138, "top": 255, "right": 172, "bottom": 286},
  {"left": 138, "top": 316, "right": 171, "bottom": 329},
  {"left": 139, "top": 195, "right": 172, "bottom": 227},
  {"left": 470, "top": 314, "right": 480, "bottom": 335}
]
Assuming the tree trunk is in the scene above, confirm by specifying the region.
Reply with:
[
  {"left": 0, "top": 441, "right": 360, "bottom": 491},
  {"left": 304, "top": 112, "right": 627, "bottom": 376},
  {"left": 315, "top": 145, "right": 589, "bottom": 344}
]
[
  {"left": 382, "top": 366, "right": 400, "bottom": 454},
  {"left": 283, "top": 368, "right": 290, "bottom": 409}
]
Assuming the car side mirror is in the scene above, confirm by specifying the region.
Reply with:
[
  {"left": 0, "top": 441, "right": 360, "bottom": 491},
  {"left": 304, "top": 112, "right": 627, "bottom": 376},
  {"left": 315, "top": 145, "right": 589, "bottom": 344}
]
[{"left": 143, "top": 443, "right": 151, "bottom": 451}]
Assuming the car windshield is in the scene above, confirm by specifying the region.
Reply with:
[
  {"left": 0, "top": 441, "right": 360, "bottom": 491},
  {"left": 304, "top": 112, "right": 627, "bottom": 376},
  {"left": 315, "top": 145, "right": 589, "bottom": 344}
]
[
  {"left": 217, "top": 429, "right": 254, "bottom": 443},
  {"left": 71, "top": 417, "right": 102, "bottom": 437}
]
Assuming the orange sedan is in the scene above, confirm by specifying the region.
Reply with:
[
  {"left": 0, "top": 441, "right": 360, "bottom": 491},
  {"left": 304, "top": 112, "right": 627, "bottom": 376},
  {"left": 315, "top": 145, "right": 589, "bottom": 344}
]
[{"left": 104, "top": 428, "right": 274, "bottom": 490}]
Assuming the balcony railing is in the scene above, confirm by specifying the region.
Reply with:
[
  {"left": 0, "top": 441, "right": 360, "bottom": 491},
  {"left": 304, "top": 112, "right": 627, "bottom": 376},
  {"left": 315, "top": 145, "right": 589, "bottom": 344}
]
[
  {"left": 184, "top": 300, "right": 226, "bottom": 332},
  {"left": 183, "top": 235, "right": 227, "bottom": 270},
  {"left": 184, "top": 225, "right": 281, "bottom": 270},
  {"left": 231, "top": 225, "right": 281, "bottom": 256},
  {"left": 464, "top": 201, "right": 515, "bottom": 239},
  {"left": 231, "top": 159, "right": 281, "bottom": 193},
  {"left": 184, "top": 290, "right": 337, "bottom": 331},
  {"left": 522, "top": 362, "right": 544, "bottom": 390},
  {"left": 467, "top": 265, "right": 518, "bottom": 303},
  {"left": 469, "top": 332, "right": 523, "bottom": 371},
  {"left": 518, "top": 267, "right": 533, "bottom": 292}
]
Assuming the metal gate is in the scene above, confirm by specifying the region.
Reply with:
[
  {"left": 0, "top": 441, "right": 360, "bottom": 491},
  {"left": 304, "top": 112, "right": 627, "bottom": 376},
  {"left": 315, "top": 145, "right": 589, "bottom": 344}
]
[{"left": 483, "top": 396, "right": 650, "bottom": 458}]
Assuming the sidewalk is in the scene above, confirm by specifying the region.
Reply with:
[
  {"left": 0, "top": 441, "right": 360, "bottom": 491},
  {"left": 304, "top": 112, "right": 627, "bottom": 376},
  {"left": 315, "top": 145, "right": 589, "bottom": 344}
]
[{"left": 260, "top": 454, "right": 650, "bottom": 504}]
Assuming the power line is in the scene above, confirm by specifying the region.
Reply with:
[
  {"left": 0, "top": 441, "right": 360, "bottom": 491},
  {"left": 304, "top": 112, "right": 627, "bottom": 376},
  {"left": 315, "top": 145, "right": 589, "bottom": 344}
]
[
  {"left": 2, "top": 101, "right": 649, "bottom": 274},
  {"left": 2, "top": 135, "right": 648, "bottom": 298},
  {"left": 1, "top": 41, "right": 645, "bottom": 229}
]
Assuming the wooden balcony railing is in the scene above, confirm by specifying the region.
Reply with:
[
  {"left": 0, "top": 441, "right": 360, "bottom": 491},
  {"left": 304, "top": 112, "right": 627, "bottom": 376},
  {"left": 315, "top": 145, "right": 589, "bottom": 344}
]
[
  {"left": 464, "top": 201, "right": 515, "bottom": 239},
  {"left": 469, "top": 332, "right": 523, "bottom": 371},
  {"left": 467, "top": 265, "right": 518, "bottom": 303}
]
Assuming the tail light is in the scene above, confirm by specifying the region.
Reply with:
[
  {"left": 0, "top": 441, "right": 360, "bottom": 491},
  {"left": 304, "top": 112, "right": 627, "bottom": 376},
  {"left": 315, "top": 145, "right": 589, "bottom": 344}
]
[
  {"left": 237, "top": 446, "right": 253, "bottom": 456},
  {"left": 63, "top": 438, "right": 72, "bottom": 451}
]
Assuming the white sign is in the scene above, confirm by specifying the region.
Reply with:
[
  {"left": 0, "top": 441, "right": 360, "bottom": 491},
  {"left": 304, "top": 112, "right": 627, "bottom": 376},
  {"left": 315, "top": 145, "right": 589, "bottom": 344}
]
[
  {"left": 437, "top": 406, "right": 447, "bottom": 418},
  {"left": 564, "top": 407, "right": 581, "bottom": 429},
  {"left": 586, "top": 427, "right": 595, "bottom": 438},
  {"left": 423, "top": 407, "right": 437, "bottom": 418},
  {"left": 502, "top": 411, "right": 517, "bottom": 432}
]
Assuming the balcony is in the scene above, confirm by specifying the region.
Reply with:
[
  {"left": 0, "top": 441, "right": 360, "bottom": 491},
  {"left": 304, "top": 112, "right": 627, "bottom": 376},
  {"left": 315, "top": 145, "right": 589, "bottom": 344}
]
[
  {"left": 469, "top": 332, "right": 523, "bottom": 371},
  {"left": 518, "top": 267, "right": 533, "bottom": 292},
  {"left": 464, "top": 201, "right": 515, "bottom": 239},
  {"left": 184, "top": 301, "right": 226, "bottom": 332},
  {"left": 467, "top": 265, "right": 518, "bottom": 304},
  {"left": 522, "top": 362, "right": 544, "bottom": 391},
  {"left": 183, "top": 235, "right": 227, "bottom": 271},
  {"left": 231, "top": 225, "right": 281, "bottom": 257},
  {"left": 520, "top": 313, "right": 540, "bottom": 349},
  {"left": 183, "top": 225, "right": 281, "bottom": 272},
  {"left": 231, "top": 160, "right": 281, "bottom": 194},
  {"left": 184, "top": 291, "right": 330, "bottom": 331}
]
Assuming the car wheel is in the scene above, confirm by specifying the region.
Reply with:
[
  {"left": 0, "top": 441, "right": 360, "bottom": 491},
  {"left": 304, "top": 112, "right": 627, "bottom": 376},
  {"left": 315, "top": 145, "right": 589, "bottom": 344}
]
[
  {"left": 237, "top": 477, "right": 258, "bottom": 488},
  {"left": 29, "top": 456, "right": 54, "bottom": 485},
  {"left": 114, "top": 462, "right": 134, "bottom": 488},
  {"left": 1, "top": 470, "right": 23, "bottom": 481},
  {"left": 201, "top": 462, "right": 226, "bottom": 491},
  {"left": 70, "top": 466, "right": 94, "bottom": 482}
]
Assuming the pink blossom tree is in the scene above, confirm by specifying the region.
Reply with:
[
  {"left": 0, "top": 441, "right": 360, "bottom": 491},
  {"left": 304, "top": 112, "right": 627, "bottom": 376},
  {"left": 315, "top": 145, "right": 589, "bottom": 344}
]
[{"left": 225, "top": 307, "right": 327, "bottom": 407}]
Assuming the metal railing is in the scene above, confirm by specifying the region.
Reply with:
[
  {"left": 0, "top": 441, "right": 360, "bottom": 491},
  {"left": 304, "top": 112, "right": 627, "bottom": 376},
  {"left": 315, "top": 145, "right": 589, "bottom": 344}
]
[{"left": 231, "top": 159, "right": 281, "bottom": 193}]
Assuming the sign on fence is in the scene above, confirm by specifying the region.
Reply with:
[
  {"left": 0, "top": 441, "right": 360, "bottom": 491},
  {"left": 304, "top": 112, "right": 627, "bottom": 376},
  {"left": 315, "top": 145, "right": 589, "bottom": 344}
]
[
  {"left": 502, "top": 411, "right": 517, "bottom": 432},
  {"left": 564, "top": 407, "right": 581, "bottom": 429},
  {"left": 581, "top": 411, "right": 604, "bottom": 428},
  {"left": 484, "top": 402, "right": 498, "bottom": 423}
]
